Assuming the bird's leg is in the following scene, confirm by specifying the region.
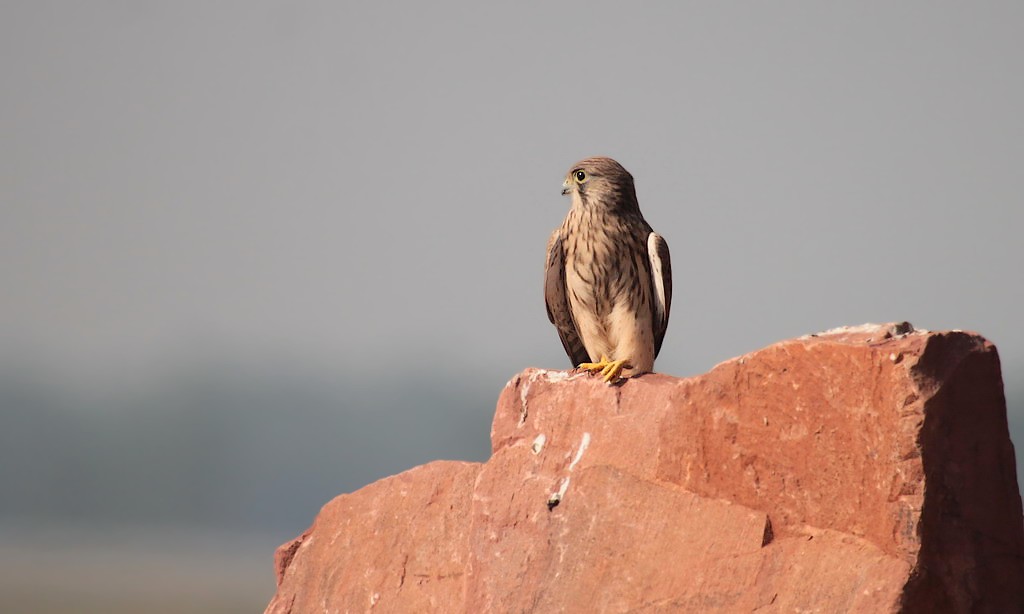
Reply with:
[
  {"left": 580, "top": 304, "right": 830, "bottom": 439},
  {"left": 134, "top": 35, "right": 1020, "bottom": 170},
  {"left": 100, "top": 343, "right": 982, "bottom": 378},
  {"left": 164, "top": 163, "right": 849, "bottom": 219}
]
[{"left": 577, "top": 355, "right": 632, "bottom": 384}]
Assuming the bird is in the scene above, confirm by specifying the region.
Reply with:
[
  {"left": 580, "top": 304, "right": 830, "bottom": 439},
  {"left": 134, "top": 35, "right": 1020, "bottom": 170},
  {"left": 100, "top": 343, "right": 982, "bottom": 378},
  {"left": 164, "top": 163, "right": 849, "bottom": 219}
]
[{"left": 544, "top": 156, "right": 672, "bottom": 383}]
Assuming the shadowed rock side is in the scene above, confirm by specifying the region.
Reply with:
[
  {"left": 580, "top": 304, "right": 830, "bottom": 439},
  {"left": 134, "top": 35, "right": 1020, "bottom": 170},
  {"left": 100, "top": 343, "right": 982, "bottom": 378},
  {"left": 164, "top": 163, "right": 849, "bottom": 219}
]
[{"left": 266, "top": 323, "right": 1024, "bottom": 613}]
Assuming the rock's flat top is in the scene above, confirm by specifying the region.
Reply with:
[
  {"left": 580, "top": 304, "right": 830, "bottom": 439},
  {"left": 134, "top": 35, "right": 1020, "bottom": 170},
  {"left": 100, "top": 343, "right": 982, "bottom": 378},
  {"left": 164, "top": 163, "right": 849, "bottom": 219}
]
[{"left": 267, "top": 323, "right": 1024, "bottom": 613}]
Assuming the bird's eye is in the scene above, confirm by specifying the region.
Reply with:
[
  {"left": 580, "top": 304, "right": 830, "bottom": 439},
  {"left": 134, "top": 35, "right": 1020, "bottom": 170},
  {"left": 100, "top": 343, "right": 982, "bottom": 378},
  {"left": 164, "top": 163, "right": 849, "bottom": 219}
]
[{"left": 574, "top": 170, "right": 586, "bottom": 183}]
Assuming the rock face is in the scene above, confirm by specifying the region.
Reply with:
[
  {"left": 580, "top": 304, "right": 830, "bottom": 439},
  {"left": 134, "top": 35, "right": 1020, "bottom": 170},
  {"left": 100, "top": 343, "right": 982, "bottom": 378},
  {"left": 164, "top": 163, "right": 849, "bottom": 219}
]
[{"left": 266, "top": 324, "right": 1024, "bottom": 613}]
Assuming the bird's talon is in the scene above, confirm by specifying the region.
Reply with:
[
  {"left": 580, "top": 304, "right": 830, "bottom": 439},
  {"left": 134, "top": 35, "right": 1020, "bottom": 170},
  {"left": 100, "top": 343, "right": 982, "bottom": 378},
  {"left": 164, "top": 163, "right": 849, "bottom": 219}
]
[
  {"left": 602, "top": 359, "right": 630, "bottom": 383},
  {"left": 578, "top": 356, "right": 630, "bottom": 383},
  {"left": 577, "top": 355, "right": 611, "bottom": 372}
]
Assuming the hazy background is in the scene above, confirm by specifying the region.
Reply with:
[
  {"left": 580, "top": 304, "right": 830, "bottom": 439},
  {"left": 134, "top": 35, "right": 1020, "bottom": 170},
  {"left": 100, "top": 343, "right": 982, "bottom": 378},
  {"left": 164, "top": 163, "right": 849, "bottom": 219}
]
[{"left": 3, "top": 2, "right": 1022, "bottom": 611}]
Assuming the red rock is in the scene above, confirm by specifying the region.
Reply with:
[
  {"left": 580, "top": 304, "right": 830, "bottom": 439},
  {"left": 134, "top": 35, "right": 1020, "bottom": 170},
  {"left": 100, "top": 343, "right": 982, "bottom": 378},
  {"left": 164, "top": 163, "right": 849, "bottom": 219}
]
[
  {"left": 265, "top": 461, "right": 478, "bottom": 614},
  {"left": 266, "top": 323, "right": 1024, "bottom": 613}
]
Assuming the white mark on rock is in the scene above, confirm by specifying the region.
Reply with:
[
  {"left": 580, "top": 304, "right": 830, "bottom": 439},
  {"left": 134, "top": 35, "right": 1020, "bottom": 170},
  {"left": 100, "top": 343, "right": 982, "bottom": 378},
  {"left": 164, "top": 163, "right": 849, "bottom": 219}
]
[
  {"left": 518, "top": 377, "right": 532, "bottom": 427},
  {"left": 532, "top": 433, "right": 547, "bottom": 455},
  {"left": 813, "top": 323, "right": 888, "bottom": 337},
  {"left": 541, "top": 369, "right": 576, "bottom": 383},
  {"left": 518, "top": 369, "right": 583, "bottom": 427},
  {"left": 548, "top": 476, "right": 571, "bottom": 509},
  {"left": 557, "top": 476, "right": 571, "bottom": 497},
  {"left": 546, "top": 433, "right": 590, "bottom": 509},
  {"left": 569, "top": 432, "right": 591, "bottom": 471}
]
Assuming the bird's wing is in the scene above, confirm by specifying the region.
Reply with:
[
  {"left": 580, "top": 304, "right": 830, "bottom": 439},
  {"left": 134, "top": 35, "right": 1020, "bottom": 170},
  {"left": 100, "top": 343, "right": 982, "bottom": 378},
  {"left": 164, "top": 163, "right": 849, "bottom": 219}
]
[
  {"left": 647, "top": 232, "right": 672, "bottom": 358},
  {"left": 545, "top": 231, "right": 589, "bottom": 366}
]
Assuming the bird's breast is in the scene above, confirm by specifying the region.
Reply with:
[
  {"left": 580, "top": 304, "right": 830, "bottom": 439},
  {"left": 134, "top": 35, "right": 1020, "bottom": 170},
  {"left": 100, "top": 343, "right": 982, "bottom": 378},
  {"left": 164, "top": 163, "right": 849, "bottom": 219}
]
[{"left": 561, "top": 210, "right": 647, "bottom": 321}]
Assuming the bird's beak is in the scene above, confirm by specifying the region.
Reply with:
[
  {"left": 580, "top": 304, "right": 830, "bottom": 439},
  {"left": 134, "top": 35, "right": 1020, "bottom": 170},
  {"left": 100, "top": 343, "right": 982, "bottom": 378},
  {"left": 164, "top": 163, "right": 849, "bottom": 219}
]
[{"left": 561, "top": 178, "right": 571, "bottom": 196}]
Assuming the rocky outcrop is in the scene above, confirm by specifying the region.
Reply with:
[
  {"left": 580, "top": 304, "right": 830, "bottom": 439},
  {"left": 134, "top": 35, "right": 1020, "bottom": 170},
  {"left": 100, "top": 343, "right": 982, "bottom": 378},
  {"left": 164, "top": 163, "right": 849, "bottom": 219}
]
[{"left": 266, "top": 323, "right": 1024, "bottom": 613}]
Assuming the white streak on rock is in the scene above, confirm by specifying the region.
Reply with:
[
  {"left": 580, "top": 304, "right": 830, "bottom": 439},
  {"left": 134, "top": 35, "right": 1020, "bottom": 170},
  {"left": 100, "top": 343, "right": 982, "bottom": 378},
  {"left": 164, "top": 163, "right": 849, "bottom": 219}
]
[
  {"left": 569, "top": 432, "right": 590, "bottom": 471},
  {"left": 532, "top": 434, "right": 546, "bottom": 455}
]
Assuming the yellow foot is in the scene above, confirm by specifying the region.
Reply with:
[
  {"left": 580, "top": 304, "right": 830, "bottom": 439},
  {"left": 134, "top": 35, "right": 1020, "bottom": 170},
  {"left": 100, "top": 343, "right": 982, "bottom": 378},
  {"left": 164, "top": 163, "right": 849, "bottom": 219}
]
[{"left": 577, "top": 355, "right": 632, "bottom": 384}]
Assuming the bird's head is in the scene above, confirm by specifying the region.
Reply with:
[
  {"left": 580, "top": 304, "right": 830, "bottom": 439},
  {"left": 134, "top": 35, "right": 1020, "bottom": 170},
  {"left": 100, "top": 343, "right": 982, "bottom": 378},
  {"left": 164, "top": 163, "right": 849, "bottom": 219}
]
[{"left": 561, "top": 156, "right": 638, "bottom": 212}]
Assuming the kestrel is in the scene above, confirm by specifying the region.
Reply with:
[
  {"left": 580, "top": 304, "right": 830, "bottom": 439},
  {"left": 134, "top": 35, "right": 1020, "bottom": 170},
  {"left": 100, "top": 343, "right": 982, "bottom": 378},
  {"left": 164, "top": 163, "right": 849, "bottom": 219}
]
[{"left": 544, "top": 157, "right": 672, "bottom": 383}]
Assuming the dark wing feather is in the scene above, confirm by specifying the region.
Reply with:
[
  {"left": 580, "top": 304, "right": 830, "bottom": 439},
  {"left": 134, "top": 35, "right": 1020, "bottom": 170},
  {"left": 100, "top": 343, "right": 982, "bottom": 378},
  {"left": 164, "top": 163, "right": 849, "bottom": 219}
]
[
  {"left": 647, "top": 232, "right": 672, "bottom": 358},
  {"left": 544, "top": 231, "right": 589, "bottom": 366}
]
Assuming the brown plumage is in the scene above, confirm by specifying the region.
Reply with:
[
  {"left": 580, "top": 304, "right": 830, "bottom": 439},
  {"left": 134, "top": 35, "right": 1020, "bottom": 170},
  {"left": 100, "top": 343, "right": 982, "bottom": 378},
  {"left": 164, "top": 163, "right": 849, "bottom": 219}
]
[{"left": 545, "top": 157, "right": 672, "bottom": 382}]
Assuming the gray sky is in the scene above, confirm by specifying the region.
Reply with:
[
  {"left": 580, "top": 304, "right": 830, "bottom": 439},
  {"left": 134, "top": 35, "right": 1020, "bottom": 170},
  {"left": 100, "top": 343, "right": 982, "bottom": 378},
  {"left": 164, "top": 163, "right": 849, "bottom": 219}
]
[{"left": 3, "top": 0, "right": 1023, "bottom": 531}]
